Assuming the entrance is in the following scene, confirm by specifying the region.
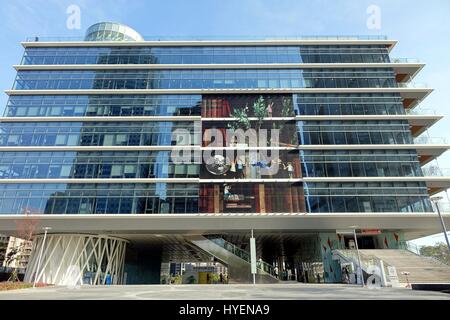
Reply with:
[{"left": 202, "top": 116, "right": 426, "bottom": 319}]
[{"left": 344, "top": 235, "right": 377, "bottom": 249}]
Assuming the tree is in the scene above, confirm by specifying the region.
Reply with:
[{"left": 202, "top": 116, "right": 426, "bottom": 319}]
[
  {"left": 281, "top": 96, "right": 294, "bottom": 117},
  {"left": 228, "top": 103, "right": 250, "bottom": 131},
  {"left": 0, "top": 239, "right": 7, "bottom": 265},
  {"left": 419, "top": 242, "right": 450, "bottom": 265},
  {"left": 5, "top": 247, "right": 20, "bottom": 282},
  {"left": 4, "top": 209, "right": 41, "bottom": 282},
  {"left": 252, "top": 96, "right": 269, "bottom": 131}
]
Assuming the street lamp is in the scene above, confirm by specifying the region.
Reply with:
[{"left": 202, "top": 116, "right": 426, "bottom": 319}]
[
  {"left": 33, "top": 226, "right": 52, "bottom": 288},
  {"left": 348, "top": 225, "right": 365, "bottom": 287},
  {"left": 431, "top": 197, "right": 450, "bottom": 253}
]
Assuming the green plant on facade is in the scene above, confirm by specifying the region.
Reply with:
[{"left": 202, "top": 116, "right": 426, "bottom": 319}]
[
  {"left": 281, "top": 96, "right": 294, "bottom": 117},
  {"left": 228, "top": 104, "right": 251, "bottom": 131},
  {"left": 252, "top": 95, "right": 269, "bottom": 131}
]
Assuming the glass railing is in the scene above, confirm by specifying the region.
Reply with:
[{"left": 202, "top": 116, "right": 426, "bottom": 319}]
[
  {"left": 209, "top": 237, "right": 250, "bottom": 261},
  {"left": 24, "top": 35, "right": 389, "bottom": 42},
  {"left": 405, "top": 108, "right": 437, "bottom": 115},
  {"left": 391, "top": 58, "right": 421, "bottom": 64},
  {"left": 421, "top": 166, "right": 450, "bottom": 176},
  {"left": 399, "top": 240, "right": 450, "bottom": 266},
  {"left": 208, "top": 237, "right": 276, "bottom": 276},
  {"left": 397, "top": 82, "right": 428, "bottom": 88},
  {"left": 414, "top": 136, "right": 448, "bottom": 144},
  {"left": 398, "top": 241, "right": 422, "bottom": 255},
  {"left": 437, "top": 202, "right": 450, "bottom": 212},
  {"left": 335, "top": 249, "right": 392, "bottom": 274}
]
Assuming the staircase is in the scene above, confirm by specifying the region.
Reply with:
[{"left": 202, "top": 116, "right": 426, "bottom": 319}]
[
  {"left": 359, "top": 249, "right": 450, "bottom": 284},
  {"left": 186, "top": 235, "right": 279, "bottom": 284}
]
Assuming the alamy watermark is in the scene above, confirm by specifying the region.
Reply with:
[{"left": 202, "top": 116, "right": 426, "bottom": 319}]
[
  {"left": 171, "top": 128, "right": 282, "bottom": 176},
  {"left": 66, "top": 4, "right": 81, "bottom": 30},
  {"left": 366, "top": 4, "right": 381, "bottom": 30}
]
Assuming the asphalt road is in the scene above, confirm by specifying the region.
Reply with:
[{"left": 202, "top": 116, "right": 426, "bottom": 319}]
[{"left": 0, "top": 283, "right": 449, "bottom": 300}]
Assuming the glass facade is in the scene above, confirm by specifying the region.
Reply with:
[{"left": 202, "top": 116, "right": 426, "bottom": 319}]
[
  {"left": 0, "top": 183, "right": 198, "bottom": 214},
  {"left": 21, "top": 45, "right": 390, "bottom": 65},
  {"left": 293, "top": 93, "right": 405, "bottom": 116},
  {"left": 304, "top": 182, "right": 432, "bottom": 213},
  {"left": 0, "top": 121, "right": 200, "bottom": 147},
  {"left": 0, "top": 39, "right": 434, "bottom": 216},
  {"left": 13, "top": 69, "right": 397, "bottom": 90},
  {"left": 0, "top": 151, "right": 200, "bottom": 179},
  {"left": 300, "top": 150, "right": 423, "bottom": 177},
  {"left": 297, "top": 120, "right": 413, "bottom": 145},
  {"left": 5, "top": 95, "right": 201, "bottom": 117}
]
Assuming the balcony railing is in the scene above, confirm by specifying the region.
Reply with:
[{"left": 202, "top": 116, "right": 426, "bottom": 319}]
[
  {"left": 24, "top": 35, "right": 389, "bottom": 42},
  {"left": 435, "top": 202, "right": 450, "bottom": 212},
  {"left": 414, "top": 136, "right": 448, "bottom": 144},
  {"left": 421, "top": 166, "right": 450, "bottom": 177},
  {"left": 208, "top": 237, "right": 277, "bottom": 276},
  {"left": 391, "top": 58, "right": 421, "bottom": 64},
  {"left": 405, "top": 108, "right": 437, "bottom": 115},
  {"left": 399, "top": 241, "right": 450, "bottom": 266},
  {"left": 397, "top": 82, "right": 428, "bottom": 88}
]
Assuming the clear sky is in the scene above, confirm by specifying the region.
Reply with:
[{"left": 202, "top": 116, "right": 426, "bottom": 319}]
[{"left": 0, "top": 0, "right": 449, "bottom": 247}]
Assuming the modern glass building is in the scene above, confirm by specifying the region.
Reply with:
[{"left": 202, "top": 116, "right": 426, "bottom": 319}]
[{"left": 0, "top": 22, "right": 449, "bottom": 285}]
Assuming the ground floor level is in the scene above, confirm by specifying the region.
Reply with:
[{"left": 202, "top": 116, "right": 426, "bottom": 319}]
[
  {"left": 22, "top": 230, "right": 417, "bottom": 286},
  {"left": 0, "top": 283, "right": 449, "bottom": 300},
  {"left": 1, "top": 214, "right": 449, "bottom": 286}
]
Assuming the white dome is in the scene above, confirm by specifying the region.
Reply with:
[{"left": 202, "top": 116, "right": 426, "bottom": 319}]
[{"left": 84, "top": 22, "right": 143, "bottom": 41}]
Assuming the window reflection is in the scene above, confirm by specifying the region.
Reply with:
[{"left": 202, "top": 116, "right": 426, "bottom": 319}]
[
  {"left": 0, "top": 183, "right": 199, "bottom": 215},
  {"left": 13, "top": 69, "right": 397, "bottom": 90},
  {"left": 5, "top": 95, "right": 201, "bottom": 117},
  {"left": 305, "top": 182, "right": 433, "bottom": 213},
  {"left": 0, "top": 121, "right": 199, "bottom": 147},
  {"left": 0, "top": 151, "right": 200, "bottom": 179},
  {"left": 21, "top": 45, "right": 390, "bottom": 65}
]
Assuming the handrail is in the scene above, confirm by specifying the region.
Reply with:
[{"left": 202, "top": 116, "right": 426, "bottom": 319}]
[
  {"left": 398, "top": 241, "right": 450, "bottom": 266},
  {"left": 333, "top": 249, "right": 394, "bottom": 283},
  {"left": 25, "top": 35, "right": 390, "bottom": 42},
  {"left": 405, "top": 108, "right": 436, "bottom": 115},
  {"left": 414, "top": 136, "right": 448, "bottom": 144},
  {"left": 208, "top": 237, "right": 276, "bottom": 276},
  {"left": 391, "top": 58, "right": 421, "bottom": 64},
  {"left": 421, "top": 166, "right": 450, "bottom": 177},
  {"left": 397, "top": 82, "right": 428, "bottom": 88}
]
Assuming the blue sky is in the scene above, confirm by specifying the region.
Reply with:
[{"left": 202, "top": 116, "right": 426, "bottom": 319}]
[{"left": 0, "top": 0, "right": 449, "bottom": 246}]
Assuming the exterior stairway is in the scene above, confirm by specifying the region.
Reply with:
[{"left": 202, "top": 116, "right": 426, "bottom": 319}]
[
  {"left": 359, "top": 249, "right": 450, "bottom": 284},
  {"left": 186, "top": 235, "right": 279, "bottom": 284}
]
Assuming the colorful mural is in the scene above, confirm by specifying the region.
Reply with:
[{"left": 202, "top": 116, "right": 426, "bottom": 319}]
[
  {"left": 318, "top": 233, "right": 345, "bottom": 283},
  {"left": 375, "top": 231, "right": 405, "bottom": 249}
]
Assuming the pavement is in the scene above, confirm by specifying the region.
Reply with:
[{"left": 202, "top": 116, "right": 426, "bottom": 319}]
[{"left": 0, "top": 283, "right": 449, "bottom": 300}]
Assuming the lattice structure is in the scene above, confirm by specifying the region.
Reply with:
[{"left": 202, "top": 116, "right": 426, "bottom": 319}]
[{"left": 24, "top": 234, "right": 127, "bottom": 286}]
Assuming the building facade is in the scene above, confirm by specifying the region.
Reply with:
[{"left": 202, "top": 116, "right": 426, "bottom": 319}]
[
  {"left": 0, "top": 22, "right": 449, "bottom": 285},
  {"left": 2, "top": 237, "right": 32, "bottom": 270}
]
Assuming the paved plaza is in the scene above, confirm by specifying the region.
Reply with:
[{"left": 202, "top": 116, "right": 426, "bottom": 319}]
[{"left": 0, "top": 283, "right": 449, "bottom": 300}]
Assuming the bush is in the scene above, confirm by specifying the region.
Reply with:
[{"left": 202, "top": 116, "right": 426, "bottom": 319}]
[{"left": 0, "top": 281, "right": 49, "bottom": 291}]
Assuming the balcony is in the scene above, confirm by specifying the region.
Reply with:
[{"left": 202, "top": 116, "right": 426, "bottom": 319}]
[
  {"left": 390, "top": 59, "right": 424, "bottom": 83},
  {"left": 413, "top": 138, "right": 450, "bottom": 166}
]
